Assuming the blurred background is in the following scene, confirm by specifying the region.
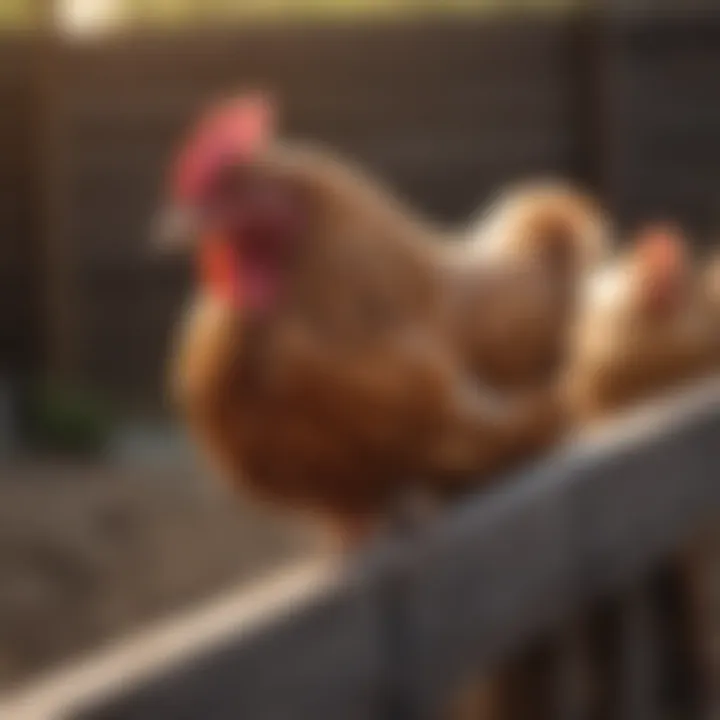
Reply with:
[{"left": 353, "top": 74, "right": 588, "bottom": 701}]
[{"left": 0, "top": 0, "right": 719, "bottom": 703}]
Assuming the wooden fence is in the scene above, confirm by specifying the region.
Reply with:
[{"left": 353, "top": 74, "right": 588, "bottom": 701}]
[
  {"left": 9, "top": 379, "right": 708, "bottom": 719},
  {"left": 604, "top": 14, "right": 720, "bottom": 233}
]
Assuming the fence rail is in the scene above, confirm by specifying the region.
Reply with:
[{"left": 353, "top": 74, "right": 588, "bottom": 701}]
[{"left": 32, "top": 379, "right": 714, "bottom": 720}]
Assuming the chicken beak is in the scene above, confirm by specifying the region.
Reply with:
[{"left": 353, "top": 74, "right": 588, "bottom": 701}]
[{"left": 151, "top": 205, "right": 201, "bottom": 253}]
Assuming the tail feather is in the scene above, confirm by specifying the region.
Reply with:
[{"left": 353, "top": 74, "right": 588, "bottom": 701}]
[{"left": 470, "top": 180, "right": 611, "bottom": 277}]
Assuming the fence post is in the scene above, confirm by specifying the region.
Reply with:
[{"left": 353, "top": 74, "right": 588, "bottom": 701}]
[
  {"left": 617, "top": 580, "right": 664, "bottom": 720},
  {"left": 34, "top": 17, "right": 77, "bottom": 384},
  {"left": 372, "top": 505, "right": 433, "bottom": 720}
]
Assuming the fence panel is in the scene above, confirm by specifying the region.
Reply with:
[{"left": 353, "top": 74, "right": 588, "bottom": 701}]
[{"left": 604, "top": 14, "right": 720, "bottom": 238}]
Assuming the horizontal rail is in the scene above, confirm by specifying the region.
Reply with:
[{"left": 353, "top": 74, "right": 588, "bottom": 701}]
[
  {"left": 21, "top": 379, "right": 720, "bottom": 720},
  {"left": 0, "top": 561, "right": 337, "bottom": 720}
]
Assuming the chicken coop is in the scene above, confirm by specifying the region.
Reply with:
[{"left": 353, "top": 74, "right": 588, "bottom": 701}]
[{"left": 1, "top": 3, "right": 720, "bottom": 719}]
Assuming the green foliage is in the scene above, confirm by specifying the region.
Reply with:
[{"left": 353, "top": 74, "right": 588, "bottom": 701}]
[{"left": 24, "top": 381, "right": 114, "bottom": 456}]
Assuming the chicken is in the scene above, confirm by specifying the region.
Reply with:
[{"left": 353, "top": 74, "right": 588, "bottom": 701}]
[
  {"left": 160, "top": 95, "right": 563, "bottom": 545},
  {"left": 557, "top": 225, "right": 720, "bottom": 720},
  {"left": 564, "top": 224, "right": 717, "bottom": 422}
]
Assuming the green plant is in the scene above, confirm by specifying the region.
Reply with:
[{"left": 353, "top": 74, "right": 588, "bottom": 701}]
[{"left": 25, "top": 382, "right": 114, "bottom": 456}]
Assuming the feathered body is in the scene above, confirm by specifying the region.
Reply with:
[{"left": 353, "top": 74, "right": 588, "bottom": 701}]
[{"left": 163, "top": 98, "right": 605, "bottom": 536}]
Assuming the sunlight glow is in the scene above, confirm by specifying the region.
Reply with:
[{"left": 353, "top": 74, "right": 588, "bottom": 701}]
[{"left": 57, "top": 0, "right": 122, "bottom": 35}]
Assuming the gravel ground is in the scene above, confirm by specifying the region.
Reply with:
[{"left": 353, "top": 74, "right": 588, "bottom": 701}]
[{"left": 0, "top": 461, "right": 321, "bottom": 691}]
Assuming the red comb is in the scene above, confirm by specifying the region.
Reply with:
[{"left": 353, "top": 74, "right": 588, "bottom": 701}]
[
  {"left": 171, "top": 93, "right": 275, "bottom": 204},
  {"left": 635, "top": 223, "right": 687, "bottom": 311},
  {"left": 636, "top": 223, "right": 686, "bottom": 274}
]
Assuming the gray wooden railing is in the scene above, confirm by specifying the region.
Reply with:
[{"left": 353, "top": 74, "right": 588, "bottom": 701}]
[{"left": 62, "top": 379, "right": 720, "bottom": 720}]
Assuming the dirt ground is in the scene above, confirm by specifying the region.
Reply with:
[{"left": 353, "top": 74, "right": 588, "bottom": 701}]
[{"left": 0, "top": 461, "right": 321, "bottom": 691}]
